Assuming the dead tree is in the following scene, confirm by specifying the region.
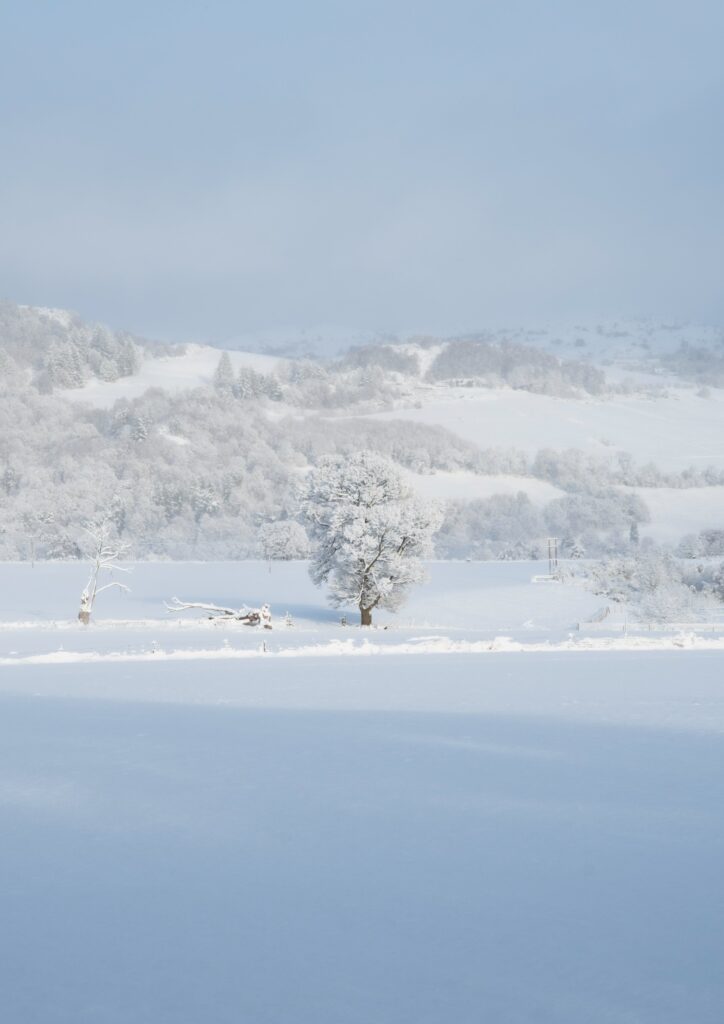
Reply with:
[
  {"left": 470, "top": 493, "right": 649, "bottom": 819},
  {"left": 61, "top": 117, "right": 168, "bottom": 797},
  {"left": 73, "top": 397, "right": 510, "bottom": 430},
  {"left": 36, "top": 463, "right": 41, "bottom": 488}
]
[
  {"left": 165, "top": 598, "right": 272, "bottom": 629},
  {"left": 78, "top": 519, "right": 131, "bottom": 624}
]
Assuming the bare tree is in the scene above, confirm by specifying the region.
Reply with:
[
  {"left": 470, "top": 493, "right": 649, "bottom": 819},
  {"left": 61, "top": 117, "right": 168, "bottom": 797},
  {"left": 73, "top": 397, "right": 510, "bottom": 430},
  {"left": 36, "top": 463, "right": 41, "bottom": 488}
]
[{"left": 78, "top": 519, "right": 131, "bottom": 624}]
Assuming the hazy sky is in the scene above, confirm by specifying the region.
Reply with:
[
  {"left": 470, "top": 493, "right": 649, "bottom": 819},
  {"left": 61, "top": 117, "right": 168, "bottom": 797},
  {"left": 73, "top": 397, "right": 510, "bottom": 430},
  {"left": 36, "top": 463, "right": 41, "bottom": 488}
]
[{"left": 1, "top": 0, "right": 723, "bottom": 342}]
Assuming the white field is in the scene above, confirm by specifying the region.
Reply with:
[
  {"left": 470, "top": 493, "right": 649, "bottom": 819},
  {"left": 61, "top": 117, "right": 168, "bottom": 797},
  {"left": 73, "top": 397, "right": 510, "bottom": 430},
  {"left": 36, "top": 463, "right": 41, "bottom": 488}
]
[
  {"left": 2, "top": 561, "right": 723, "bottom": 662},
  {"left": 367, "top": 386, "right": 724, "bottom": 471},
  {"left": 629, "top": 485, "right": 724, "bottom": 544},
  {"left": 0, "top": 561, "right": 722, "bottom": 1023},
  {"left": 0, "top": 560, "right": 603, "bottom": 659},
  {"left": 400, "top": 470, "right": 564, "bottom": 504}
]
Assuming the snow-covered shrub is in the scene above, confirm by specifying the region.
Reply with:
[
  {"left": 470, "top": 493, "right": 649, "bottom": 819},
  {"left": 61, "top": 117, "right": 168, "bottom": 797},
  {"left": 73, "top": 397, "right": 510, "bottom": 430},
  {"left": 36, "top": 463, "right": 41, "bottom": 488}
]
[
  {"left": 259, "top": 520, "right": 310, "bottom": 561},
  {"left": 677, "top": 529, "right": 724, "bottom": 559},
  {"left": 587, "top": 552, "right": 703, "bottom": 622}
]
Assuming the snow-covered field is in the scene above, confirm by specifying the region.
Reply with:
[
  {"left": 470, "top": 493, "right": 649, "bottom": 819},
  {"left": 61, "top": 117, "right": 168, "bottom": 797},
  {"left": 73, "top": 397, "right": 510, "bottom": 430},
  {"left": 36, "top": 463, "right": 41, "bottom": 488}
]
[
  {"left": 400, "top": 469, "right": 564, "bottom": 504},
  {"left": 629, "top": 485, "right": 724, "bottom": 544},
  {"left": 0, "top": 559, "right": 622, "bottom": 659},
  {"left": 0, "top": 562, "right": 723, "bottom": 1022},
  {"left": 1, "top": 560, "right": 722, "bottom": 660},
  {"left": 367, "top": 386, "right": 724, "bottom": 471}
]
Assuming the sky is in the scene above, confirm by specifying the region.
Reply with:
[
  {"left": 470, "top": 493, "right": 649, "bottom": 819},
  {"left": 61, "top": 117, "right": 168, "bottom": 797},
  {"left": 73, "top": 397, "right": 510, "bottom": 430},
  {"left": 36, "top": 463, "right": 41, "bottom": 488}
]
[{"left": 1, "top": 0, "right": 723, "bottom": 343}]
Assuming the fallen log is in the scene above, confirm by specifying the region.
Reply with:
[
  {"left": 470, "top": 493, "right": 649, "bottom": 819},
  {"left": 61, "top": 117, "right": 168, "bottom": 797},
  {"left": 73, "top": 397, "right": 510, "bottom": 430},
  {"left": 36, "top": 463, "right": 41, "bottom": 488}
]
[{"left": 165, "top": 598, "right": 272, "bottom": 628}]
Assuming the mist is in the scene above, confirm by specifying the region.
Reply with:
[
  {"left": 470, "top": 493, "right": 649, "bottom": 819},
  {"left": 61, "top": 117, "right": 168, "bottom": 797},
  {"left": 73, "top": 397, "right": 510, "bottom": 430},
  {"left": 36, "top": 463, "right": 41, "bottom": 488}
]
[{"left": 1, "top": 0, "right": 723, "bottom": 341}]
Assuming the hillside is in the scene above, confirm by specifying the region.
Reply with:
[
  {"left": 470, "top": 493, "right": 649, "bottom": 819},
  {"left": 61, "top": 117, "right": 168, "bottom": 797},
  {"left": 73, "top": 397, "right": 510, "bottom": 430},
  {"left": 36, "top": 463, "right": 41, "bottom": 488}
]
[{"left": 1, "top": 301, "right": 724, "bottom": 561}]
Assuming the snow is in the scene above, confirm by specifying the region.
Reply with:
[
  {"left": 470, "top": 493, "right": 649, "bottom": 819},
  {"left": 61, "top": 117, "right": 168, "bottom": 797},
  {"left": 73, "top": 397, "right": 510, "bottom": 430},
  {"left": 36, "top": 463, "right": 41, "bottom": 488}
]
[
  {"left": 4, "top": 631, "right": 724, "bottom": 668},
  {"left": 367, "top": 386, "right": 724, "bottom": 471},
  {"left": 0, "top": 560, "right": 602, "bottom": 640},
  {"left": 629, "top": 485, "right": 724, "bottom": 544},
  {"left": 1, "top": 561, "right": 723, "bottom": 1021},
  {"left": 65, "top": 344, "right": 286, "bottom": 408},
  {"left": 157, "top": 426, "right": 191, "bottom": 446},
  {"left": 0, "top": 654, "right": 722, "bottom": 1020},
  {"left": 401, "top": 469, "right": 564, "bottom": 503},
  {"left": 361, "top": 377, "right": 724, "bottom": 544}
]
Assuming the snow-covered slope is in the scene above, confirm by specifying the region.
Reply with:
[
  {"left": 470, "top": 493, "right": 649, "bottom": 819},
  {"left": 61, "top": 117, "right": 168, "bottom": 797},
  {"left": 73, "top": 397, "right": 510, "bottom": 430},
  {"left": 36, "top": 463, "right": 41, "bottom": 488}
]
[
  {"left": 400, "top": 470, "right": 564, "bottom": 504},
  {"left": 366, "top": 386, "right": 724, "bottom": 471},
  {"left": 628, "top": 486, "right": 724, "bottom": 544},
  {"left": 66, "top": 343, "right": 286, "bottom": 407},
  {"left": 5, "top": 299, "right": 724, "bottom": 556}
]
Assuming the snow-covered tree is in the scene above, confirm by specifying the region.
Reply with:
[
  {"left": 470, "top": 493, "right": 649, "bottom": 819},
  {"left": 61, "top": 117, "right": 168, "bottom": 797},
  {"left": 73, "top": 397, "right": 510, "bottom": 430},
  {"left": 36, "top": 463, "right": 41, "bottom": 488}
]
[
  {"left": 22, "top": 509, "right": 57, "bottom": 565},
  {"left": 263, "top": 375, "right": 284, "bottom": 401},
  {"left": 587, "top": 552, "right": 699, "bottom": 623},
  {"left": 236, "top": 366, "right": 263, "bottom": 399},
  {"left": 259, "top": 520, "right": 310, "bottom": 562},
  {"left": 43, "top": 340, "right": 86, "bottom": 390},
  {"left": 213, "top": 352, "right": 236, "bottom": 395},
  {"left": 301, "top": 452, "right": 442, "bottom": 625},
  {"left": 78, "top": 518, "right": 131, "bottom": 623}
]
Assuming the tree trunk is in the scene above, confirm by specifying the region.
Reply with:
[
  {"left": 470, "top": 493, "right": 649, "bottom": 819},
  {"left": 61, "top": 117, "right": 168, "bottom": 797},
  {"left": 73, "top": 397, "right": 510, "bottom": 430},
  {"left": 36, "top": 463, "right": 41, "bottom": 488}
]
[{"left": 360, "top": 606, "right": 372, "bottom": 626}]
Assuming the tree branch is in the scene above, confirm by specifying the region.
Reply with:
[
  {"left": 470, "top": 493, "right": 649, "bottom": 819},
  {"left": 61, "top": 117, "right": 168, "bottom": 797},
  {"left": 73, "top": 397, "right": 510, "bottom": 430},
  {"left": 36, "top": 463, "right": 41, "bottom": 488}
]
[{"left": 165, "top": 597, "right": 272, "bottom": 627}]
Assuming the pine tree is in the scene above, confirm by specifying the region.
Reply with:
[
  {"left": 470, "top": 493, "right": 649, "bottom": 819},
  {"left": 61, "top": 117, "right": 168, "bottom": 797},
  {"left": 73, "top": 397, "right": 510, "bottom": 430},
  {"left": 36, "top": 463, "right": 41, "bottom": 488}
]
[{"left": 213, "top": 352, "right": 236, "bottom": 395}]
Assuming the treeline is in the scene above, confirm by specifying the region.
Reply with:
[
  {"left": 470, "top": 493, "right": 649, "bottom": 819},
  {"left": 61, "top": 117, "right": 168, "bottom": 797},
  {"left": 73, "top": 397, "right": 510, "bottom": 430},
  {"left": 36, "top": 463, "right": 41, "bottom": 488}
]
[
  {"left": 0, "top": 302, "right": 163, "bottom": 390},
  {"left": 425, "top": 339, "right": 606, "bottom": 396},
  {"left": 587, "top": 551, "right": 724, "bottom": 622},
  {"left": 528, "top": 448, "right": 724, "bottom": 490},
  {"left": 213, "top": 351, "right": 724, "bottom": 489},
  {"left": 436, "top": 490, "right": 649, "bottom": 561},
  {"left": 3, "top": 368, "right": 724, "bottom": 561},
  {"left": 0, "top": 378, "right": 659, "bottom": 562},
  {"left": 336, "top": 336, "right": 607, "bottom": 397},
  {"left": 0, "top": 385, "right": 291, "bottom": 560},
  {"left": 659, "top": 341, "right": 724, "bottom": 387},
  {"left": 1, "top": 383, "right": 476, "bottom": 560},
  {"left": 213, "top": 354, "right": 405, "bottom": 410}
]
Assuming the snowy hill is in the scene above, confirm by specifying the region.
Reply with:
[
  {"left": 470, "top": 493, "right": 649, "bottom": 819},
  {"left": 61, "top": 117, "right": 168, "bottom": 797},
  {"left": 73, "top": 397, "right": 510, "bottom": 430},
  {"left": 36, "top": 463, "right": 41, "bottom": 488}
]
[
  {"left": 2, "top": 300, "right": 724, "bottom": 561},
  {"left": 364, "top": 385, "right": 724, "bottom": 472},
  {"left": 0, "top": 301, "right": 148, "bottom": 389},
  {"left": 67, "top": 342, "right": 287, "bottom": 407}
]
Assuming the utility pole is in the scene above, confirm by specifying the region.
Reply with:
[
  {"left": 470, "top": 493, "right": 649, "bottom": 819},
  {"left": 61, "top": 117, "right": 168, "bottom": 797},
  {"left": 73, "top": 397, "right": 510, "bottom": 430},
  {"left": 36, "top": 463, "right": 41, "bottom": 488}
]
[{"left": 547, "top": 537, "right": 558, "bottom": 575}]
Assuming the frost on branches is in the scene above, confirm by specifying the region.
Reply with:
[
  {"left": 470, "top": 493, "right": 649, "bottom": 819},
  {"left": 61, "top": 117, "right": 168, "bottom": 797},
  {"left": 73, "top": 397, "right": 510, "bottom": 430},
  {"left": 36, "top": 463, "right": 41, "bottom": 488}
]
[
  {"left": 259, "top": 520, "right": 310, "bottom": 563},
  {"left": 301, "top": 452, "right": 442, "bottom": 625},
  {"left": 78, "top": 517, "right": 131, "bottom": 624},
  {"left": 165, "top": 598, "right": 272, "bottom": 628}
]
